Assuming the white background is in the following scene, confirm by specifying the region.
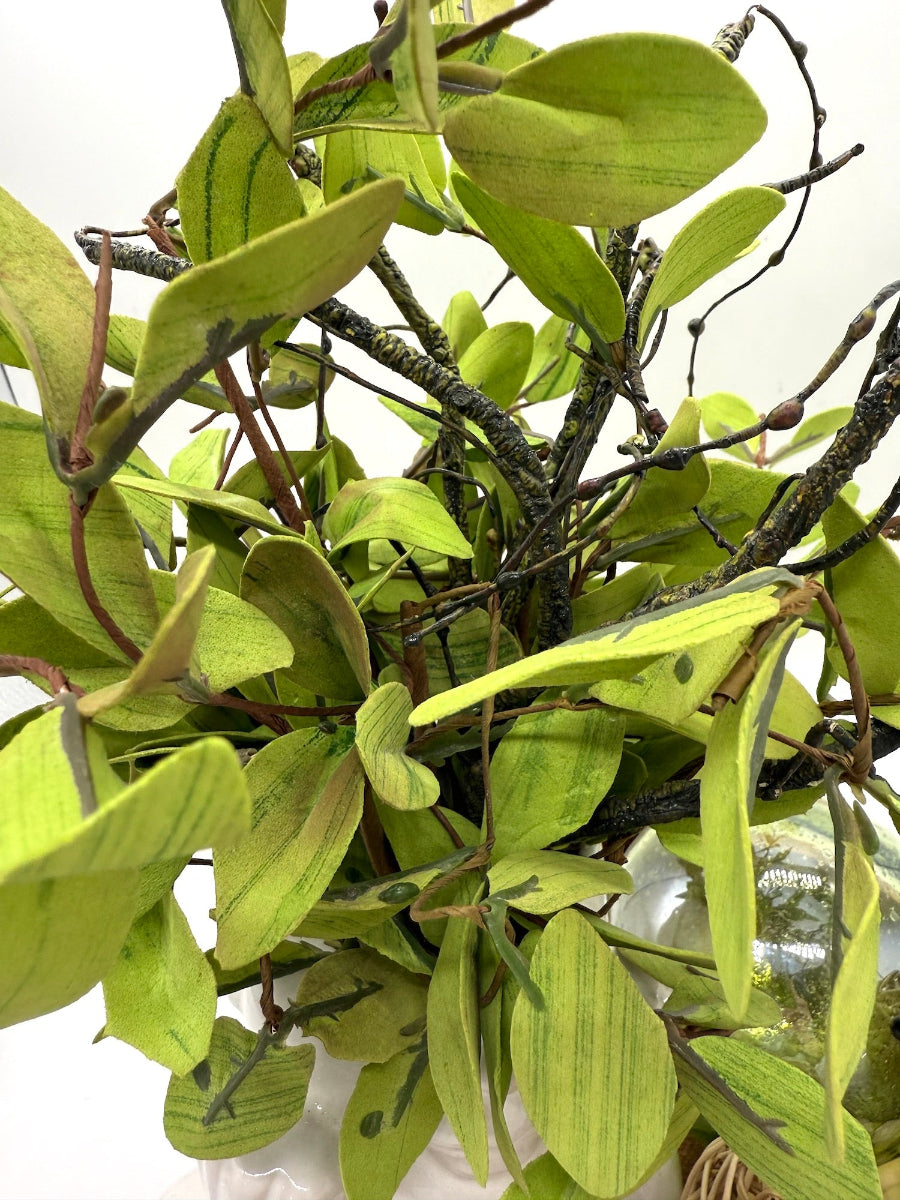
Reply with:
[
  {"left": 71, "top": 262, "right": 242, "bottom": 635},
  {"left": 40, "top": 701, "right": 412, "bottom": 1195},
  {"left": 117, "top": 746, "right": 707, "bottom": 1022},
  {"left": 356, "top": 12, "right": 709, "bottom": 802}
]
[{"left": 1, "top": 1, "right": 898, "bottom": 1197}]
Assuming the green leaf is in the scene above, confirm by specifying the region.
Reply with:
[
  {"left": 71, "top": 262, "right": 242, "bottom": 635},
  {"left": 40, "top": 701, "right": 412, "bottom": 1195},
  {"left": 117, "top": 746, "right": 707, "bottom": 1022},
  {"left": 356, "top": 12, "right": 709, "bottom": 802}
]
[
  {"left": 297, "top": 847, "right": 472, "bottom": 938},
  {"left": 510, "top": 909, "right": 676, "bottom": 1195},
  {"left": 240, "top": 535, "right": 371, "bottom": 699},
  {"left": 426, "top": 888, "right": 489, "bottom": 1184},
  {"left": 523, "top": 315, "right": 590, "bottom": 404},
  {"left": 294, "top": 947, "right": 428, "bottom": 1062},
  {"left": 262, "top": 344, "right": 335, "bottom": 409},
  {"left": 76, "top": 179, "right": 403, "bottom": 492},
  {"left": 355, "top": 683, "right": 440, "bottom": 810},
  {"left": 661, "top": 965, "right": 782, "bottom": 1032},
  {"left": 0, "top": 315, "right": 28, "bottom": 368},
  {"left": 390, "top": 0, "right": 441, "bottom": 131},
  {"left": 677, "top": 1036, "right": 881, "bottom": 1200},
  {"left": 113, "top": 473, "right": 303, "bottom": 537},
  {"left": 452, "top": 173, "right": 626, "bottom": 345},
  {"left": 410, "top": 580, "right": 783, "bottom": 723},
  {"left": 825, "top": 841, "right": 881, "bottom": 1156},
  {"left": 164, "top": 1016, "right": 315, "bottom": 1157},
  {"left": 169, "top": 429, "right": 227, "bottom": 491},
  {"left": 442, "top": 289, "right": 486, "bottom": 360},
  {"left": 116, "top": 446, "right": 174, "bottom": 568},
  {"left": 823, "top": 495, "right": 900, "bottom": 693},
  {"left": 700, "top": 391, "right": 761, "bottom": 462},
  {"left": 769, "top": 407, "right": 853, "bottom": 465},
  {"left": 2, "top": 720, "right": 251, "bottom": 883},
  {"left": 610, "top": 398, "right": 711, "bottom": 539},
  {"left": 444, "top": 34, "right": 767, "bottom": 226},
  {"left": 489, "top": 707, "right": 625, "bottom": 857},
  {"left": 638, "top": 187, "right": 785, "bottom": 347},
  {"left": 105, "top": 314, "right": 228, "bottom": 412},
  {"left": 0, "top": 404, "right": 160, "bottom": 658},
  {"left": 294, "top": 26, "right": 540, "bottom": 137},
  {"left": 77, "top": 546, "right": 216, "bottom": 718},
  {"left": 478, "top": 936, "right": 527, "bottom": 1190},
  {"left": 0, "top": 185, "right": 95, "bottom": 448},
  {"left": 323, "top": 476, "right": 474, "bottom": 559},
  {"left": 488, "top": 850, "right": 632, "bottom": 914},
  {"left": 701, "top": 620, "right": 799, "bottom": 1022},
  {"left": 214, "top": 731, "right": 364, "bottom": 967},
  {"left": 340, "top": 1044, "right": 443, "bottom": 1200},
  {"left": 176, "top": 94, "right": 304, "bottom": 265},
  {"left": 101, "top": 891, "right": 217, "bottom": 1073},
  {"left": 322, "top": 128, "right": 448, "bottom": 235},
  {"left": 225, "top": 446, "right": 329, "bottom": 500},
  {"left": 221, "top": 0, "right": 294, "bottom": 154},
  {"left": 0, "top": 870, "right": 139, "bottom": 1028},
  {"left": 457, "top": 321, "right": 534, "bottom": 407}
]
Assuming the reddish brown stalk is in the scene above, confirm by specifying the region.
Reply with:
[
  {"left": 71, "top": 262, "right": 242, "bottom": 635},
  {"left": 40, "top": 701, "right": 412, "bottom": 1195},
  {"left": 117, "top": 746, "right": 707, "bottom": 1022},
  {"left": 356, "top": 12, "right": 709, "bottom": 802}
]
[
  {"left": 68, "top": 493, "right": 143, "bottom": 663},
  {"left": 213, "top": 361, "right": 305, "bottom": 534},
  {"left": 205, "top": 691, "right": 358, "bottom": 718},
  {"left": 360, "top": 781, "right": 394, "bottom": 877},
  {"left": 70, "top": 231, "right": 113, "bottom": 471},
  {"left": 213, "top": 426, "right": 244, "bottom": 491},
  {"left": 259, "top": 954, "right": 283, "bottom": 1032},
  {"left": 249, "top": 376, "right": 314, "bottom": 522},
  {"left": 400, "top": 600, "right": 429, "bottom": 711},
  {"left": 0, "top": 654, "right": 85, "bottom": 697},
  {"left": 435, "top": 0, "right": 555, "bottom": 59},
  {"left": 811, "top": 581, "right": 872, "bottom": 782}
]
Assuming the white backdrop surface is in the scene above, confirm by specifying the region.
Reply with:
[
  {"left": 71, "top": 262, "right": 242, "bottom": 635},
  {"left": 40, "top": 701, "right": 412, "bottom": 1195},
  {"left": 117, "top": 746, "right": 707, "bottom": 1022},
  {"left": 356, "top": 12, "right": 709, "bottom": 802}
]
[{"left": 1, "top": 1, "right": 898, "bottom": 1197}]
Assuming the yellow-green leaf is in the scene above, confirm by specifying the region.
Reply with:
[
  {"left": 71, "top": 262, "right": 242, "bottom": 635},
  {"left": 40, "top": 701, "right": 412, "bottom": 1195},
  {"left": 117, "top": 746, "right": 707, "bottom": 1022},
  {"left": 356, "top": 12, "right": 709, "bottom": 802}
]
[
  {"left": 457, "top": 320, "right": 534, "bottom": 407},
  {"left": 523, "top": 315, "right": 590, "bottom": 404},
  {"left": 701, "top": 619, "right": 799, "bottom": 1021},
  {"left": 324, "top": 476, "right": 474, "bottom": 559},
  {"left": 410, "top": 580, "right": 783, "bottom": 724},
  {"left": 426, "top": 884, "right": 489, "bottom": 1183},
  {"left": 241, "top": 535, "right": 371, "bottom": 700},
  {"left": 825, "top": 840, "right": 881, "bottom": 1156},
  {"left": 639, "top": 187, "right": 785, "bottom": 347},
  {"left": 101, "top": 891, "right": 217, "bottom": 1073},
  {"left": 510, "top": 909, "right": 676, "bottom": 1195},
  {"left": 340, "top": 1044, "right": 443, "bottom": 1200},
  {"left": 701, "top": 391, "right": 761, "bottom": 462},
  {"left": 76, "top": 179, "right": 403, "bottom": 492},
  {"left": 295, "top": 947, "right": 428, "bottom": 1062},
  {"left": 221, "top": 0, "right": 294, "bottom": 154},
  {"left": 678, "top": 1036, "right": 881, "bottom": 1200},
  {"left": 356, "top": 683, "right": 439, "bottom": 810},
  {"left": 488, "top": 850, "right": 632, "bottom": 914},
  {"left": 390, "top": 0, "right": 441, "bottom": 131},
  {"left": 0, "top": 404, "right": 160, "bottom": 658},
  {"left": 113, "top": 473, "right": 302, "bottom": 537},
  {"left": 0, "top": 185, "right": 95, "bottom": 447},
  {"left": 214, "top": 731, "right": 364, "bottom": 968},
  {"left": 444, "top": 34, "right": 767, "bottom": 226},
  {"left": 442, "top": 289, "right": 486, "bottom": 360},
  {"left": 489, "top": 707, "right": 625, "bottom": 857},
  {"left": 164, "top": 1016, "right": 315, "bottom": 1157},
  {"left": 452, "top": 173, "right": 626, "bottom": 345}
]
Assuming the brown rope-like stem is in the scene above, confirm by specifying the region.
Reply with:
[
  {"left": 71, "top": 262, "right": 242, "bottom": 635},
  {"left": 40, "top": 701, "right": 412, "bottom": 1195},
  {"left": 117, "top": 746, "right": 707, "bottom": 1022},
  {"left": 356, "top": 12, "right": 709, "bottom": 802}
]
[
  {"left": 259, "top": 953, "right": 284, "bottom": 1032},
  {"left": 0, "top": 655, "right": 85, "bottom": 697},
  {"left": 68, "top": 493, "right": 142, "bottom": 663}
]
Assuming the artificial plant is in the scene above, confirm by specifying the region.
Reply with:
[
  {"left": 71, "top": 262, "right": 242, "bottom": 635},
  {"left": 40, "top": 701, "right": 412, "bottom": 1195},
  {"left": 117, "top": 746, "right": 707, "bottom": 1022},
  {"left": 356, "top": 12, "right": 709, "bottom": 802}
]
[{"left": 1, "top": 1, "right": 899, "bottom": 1197}]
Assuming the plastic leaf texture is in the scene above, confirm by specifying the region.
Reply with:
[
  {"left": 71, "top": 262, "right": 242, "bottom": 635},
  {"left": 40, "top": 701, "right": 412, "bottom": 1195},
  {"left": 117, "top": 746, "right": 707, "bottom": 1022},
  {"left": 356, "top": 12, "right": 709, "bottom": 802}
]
[{"left": 355, "top": 683, "right": 440, "bottom": 810}]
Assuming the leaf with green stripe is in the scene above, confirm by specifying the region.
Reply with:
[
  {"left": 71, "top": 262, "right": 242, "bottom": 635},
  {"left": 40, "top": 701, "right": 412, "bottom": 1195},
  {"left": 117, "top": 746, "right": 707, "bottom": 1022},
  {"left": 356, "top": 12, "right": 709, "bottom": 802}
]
[
  {"left": 221, "top": 0, "right": 293, "bottom": 154},
  {"left": 0, "top": 185, "right": 95, "bottom": 450},
  {"left": 356, "top": 683, "right": 439, "bottom": 810},
  {"left": 410, "top": 579, "right": 783, "bottom": 724},
  {"left": 176, "top": 94, "right": 304, "bottom": 265},
  {"left": 101, "top": 890, "right": 217, "bottom": 1073},
  {"left": 340, "top": 1041, "right": 443, "bottom": 1200},
  {"left": 638, "top": 187, "right": 786, "bottom": 348},
  {"left": 213, "top": 730, "right": 364, "bottom": 968},
  {"left": 389, "top": 0, "right": 440, "bottom": 131},
  {"left": 241, "top": 535, "right": 371, "bottom": 700},
  {"left": 426, "top": 883, "right": 489, "bottom": 1184},
  {"left": 0, "top": 404, "right": 160, "bottom": 659},
  {"left": 488, "top": 850, "right": 632, "bottom": 915},
  {"left": 324, "top": 476, "right": 474, "bottom": 560},
  {"left": 164, "top": 1016, "right": 315, "bottom": 1157},
  {"left": 71, "top": 179, "right": 403, "bottom": 495},
  {"left": 113, "top": 473, "right": 303, "bottom": 537},
  {"left": 825, "top": 838, "right": 880, "bottom": 1156},
  {"left": 295, "top": 947, "right": 428, "bottom": 1063},
  {"left": 701, "top": 619, "right": 799, "bottom": 1021},
  {"left": 510, "top": 909, "right": 676, "bottom": 1196},
  {"left": 677, "top": 1036, "right": 881, "bottom": 1200},
  {"left": 452, "top": 173, "right": 625, "bottom": 345},
  {"left": 444, "top": 34, "right": 767, "bottom": 227}
]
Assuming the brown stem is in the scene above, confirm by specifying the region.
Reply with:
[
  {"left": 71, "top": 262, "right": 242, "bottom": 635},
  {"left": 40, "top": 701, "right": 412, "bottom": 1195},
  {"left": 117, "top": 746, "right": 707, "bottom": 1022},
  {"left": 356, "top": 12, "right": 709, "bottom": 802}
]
[
  {"left": 249, "top": 375, "right": 314, "bottom": 522},
  {"left": 213, "top": 361, "right": 305, "bottom": 534},
  {"left": 0, "top": 654, "right": 85, "bottom": 697},
  {"left": 68, "top": 492, "right": 142, "bottom": 663},
  {"left": 435, "top": 0, "right": 556, "bottom": 59},
  {"left": 259, "top": 954, "right": 284, "bottom": 1032}
]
